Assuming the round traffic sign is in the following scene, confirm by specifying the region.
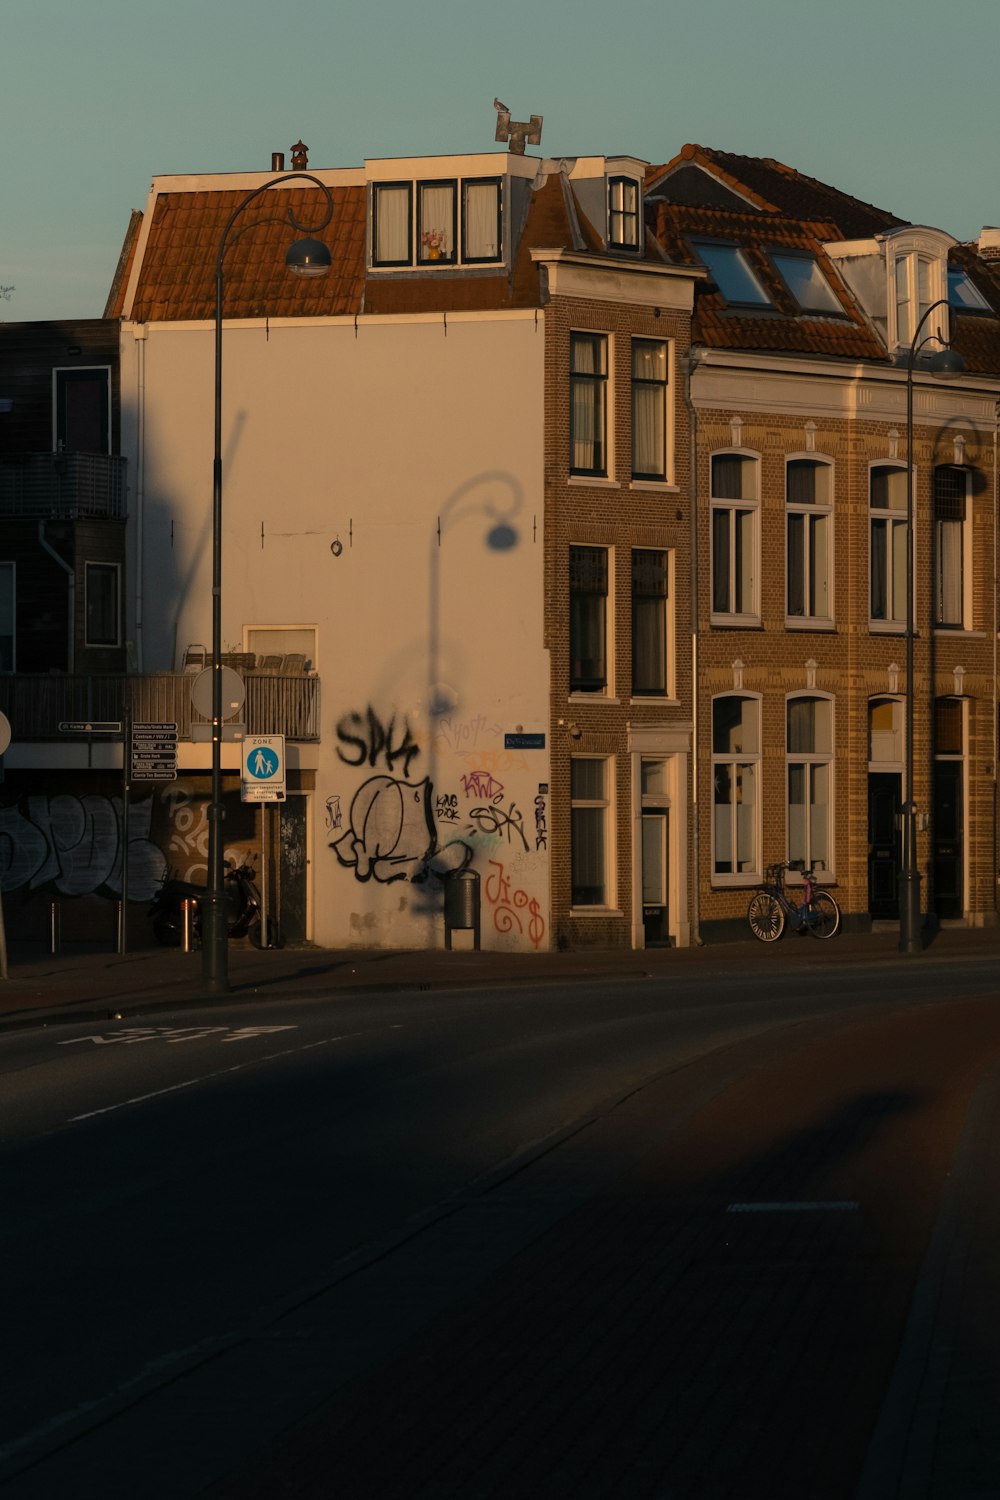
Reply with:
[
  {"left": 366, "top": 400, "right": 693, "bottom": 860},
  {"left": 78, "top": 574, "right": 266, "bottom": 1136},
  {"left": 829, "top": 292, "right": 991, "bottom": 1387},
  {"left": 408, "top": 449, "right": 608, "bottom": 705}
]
[
  {"left": 190, "top": 666, "right": 246, "bottom": 720},
  {"left": 245, "top": 744, "right": 280, "bottom": 780}
]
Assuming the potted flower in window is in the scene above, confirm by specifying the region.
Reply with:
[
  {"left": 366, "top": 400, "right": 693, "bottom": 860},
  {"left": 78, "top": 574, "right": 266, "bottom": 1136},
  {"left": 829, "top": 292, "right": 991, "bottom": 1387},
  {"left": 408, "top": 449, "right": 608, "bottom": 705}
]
[{"left": 421, "top": 228, "right": 448, "bottom": 261}]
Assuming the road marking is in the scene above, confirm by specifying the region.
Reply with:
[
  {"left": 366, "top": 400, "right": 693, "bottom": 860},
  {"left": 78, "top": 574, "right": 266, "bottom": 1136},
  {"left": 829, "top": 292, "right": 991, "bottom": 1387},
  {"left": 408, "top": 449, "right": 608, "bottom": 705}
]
[
  {"left": 67, "top": 1036, "right": 344, "bottom": 1123},
  {"left": 59, "top": 1024, "right": 297, "bottom": 1047},
  {"left": 726, "top": 1201, "right": 860, "bottom": 1213}
]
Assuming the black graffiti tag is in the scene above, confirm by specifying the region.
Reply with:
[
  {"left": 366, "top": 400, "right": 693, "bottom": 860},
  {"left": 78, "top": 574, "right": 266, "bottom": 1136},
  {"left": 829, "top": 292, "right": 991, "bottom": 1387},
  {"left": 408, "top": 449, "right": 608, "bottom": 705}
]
[{"left": 336, "top": 707, "right": 420, "bottom": 778}]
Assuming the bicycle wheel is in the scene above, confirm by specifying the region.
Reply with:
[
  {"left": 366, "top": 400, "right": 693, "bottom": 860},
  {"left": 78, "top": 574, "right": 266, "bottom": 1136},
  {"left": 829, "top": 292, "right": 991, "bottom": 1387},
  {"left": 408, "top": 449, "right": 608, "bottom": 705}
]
[
  {"left": 747, "top": 890, "right": 785, "bottom": 942},
  {"left": 805, "top": 889, "right": 840, "bottom": 939}
]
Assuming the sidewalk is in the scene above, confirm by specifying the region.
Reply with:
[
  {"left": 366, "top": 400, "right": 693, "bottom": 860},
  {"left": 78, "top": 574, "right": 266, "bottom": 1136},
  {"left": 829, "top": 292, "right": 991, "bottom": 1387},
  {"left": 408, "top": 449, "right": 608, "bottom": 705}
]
[{"left": 1, "top": 920, "right": 998, "bottom": 1029}]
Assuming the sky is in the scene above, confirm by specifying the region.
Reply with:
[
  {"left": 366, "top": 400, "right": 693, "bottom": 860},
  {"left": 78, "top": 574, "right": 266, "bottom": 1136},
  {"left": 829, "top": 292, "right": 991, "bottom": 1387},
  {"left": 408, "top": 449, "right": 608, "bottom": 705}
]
[{"left": 3, "top": 0, "right": 999, "bottom": 324}]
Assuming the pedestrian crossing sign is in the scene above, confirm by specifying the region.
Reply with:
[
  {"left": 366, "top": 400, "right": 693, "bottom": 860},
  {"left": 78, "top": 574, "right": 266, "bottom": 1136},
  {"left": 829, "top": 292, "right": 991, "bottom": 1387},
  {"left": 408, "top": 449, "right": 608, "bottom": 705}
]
[{"left": 241, "top": 735, "right": 286, "bottom": 802}]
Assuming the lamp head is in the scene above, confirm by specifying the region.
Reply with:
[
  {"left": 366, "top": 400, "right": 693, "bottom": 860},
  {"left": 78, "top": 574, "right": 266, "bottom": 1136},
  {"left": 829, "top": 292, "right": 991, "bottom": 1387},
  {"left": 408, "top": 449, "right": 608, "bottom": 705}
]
[
  {"left": 927, "top": 346, "right": 966, "bottom": 380},
  {"left": 286, "top": 237, "right": 332, "bottom": 278}
]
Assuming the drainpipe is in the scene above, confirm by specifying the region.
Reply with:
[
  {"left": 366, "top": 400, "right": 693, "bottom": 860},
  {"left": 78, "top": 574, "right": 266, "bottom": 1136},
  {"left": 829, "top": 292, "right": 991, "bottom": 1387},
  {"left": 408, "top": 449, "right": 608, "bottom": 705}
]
[
  {"left": 686, "top": 350, "right": 702, "bottom": 944},
  {"left": 994, "top": 402, "right": 999, "bottom": 917},
  {"left": 38, "top": 521, "right": 74, "bottom": 672}
]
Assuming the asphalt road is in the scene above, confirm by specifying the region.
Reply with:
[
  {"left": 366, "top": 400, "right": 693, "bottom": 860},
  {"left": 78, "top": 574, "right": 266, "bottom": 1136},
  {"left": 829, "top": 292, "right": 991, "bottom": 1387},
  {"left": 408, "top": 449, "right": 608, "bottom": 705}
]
[{"left": 2, "top": 953, "right": 999, "bottom": 1497}]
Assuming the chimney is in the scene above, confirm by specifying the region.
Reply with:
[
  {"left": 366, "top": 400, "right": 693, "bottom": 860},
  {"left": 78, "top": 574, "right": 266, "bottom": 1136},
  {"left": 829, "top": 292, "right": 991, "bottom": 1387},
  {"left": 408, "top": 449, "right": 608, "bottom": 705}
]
[
  {"left": 291, "top": 140, "right": 309, "bottom": 171},
  {"left": 978, "top": 227, "right": 1000, "bottom": 261},
  {"left": 272, "top": 152, "right": 285, "bottom": 172}
]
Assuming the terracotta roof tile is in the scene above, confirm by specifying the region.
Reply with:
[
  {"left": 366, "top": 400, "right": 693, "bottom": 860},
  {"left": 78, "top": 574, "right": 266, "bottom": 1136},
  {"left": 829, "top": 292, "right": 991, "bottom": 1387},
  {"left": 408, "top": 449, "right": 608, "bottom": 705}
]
[
  {"left": 127, "top": 185, "right": 367, "bottom": 322},
  {"left": 650, "top": 201, "right": 886, "bottom": 361},
  {"left": 649, "top": 145, "right": 903, "bottom": 241}
]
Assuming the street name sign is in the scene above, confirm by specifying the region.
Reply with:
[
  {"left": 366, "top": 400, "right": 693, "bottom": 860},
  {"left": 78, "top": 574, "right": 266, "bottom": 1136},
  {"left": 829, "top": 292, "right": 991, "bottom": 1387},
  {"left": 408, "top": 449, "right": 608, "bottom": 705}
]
[
  {"left": 132, "top": 721, "right": 178, "bottom": 782},
  {"left": 241, "top": 734, "right": 286, "bottom": 802},
  {"left": 58, "top": 721, "right": 122, "bottom": 734}
]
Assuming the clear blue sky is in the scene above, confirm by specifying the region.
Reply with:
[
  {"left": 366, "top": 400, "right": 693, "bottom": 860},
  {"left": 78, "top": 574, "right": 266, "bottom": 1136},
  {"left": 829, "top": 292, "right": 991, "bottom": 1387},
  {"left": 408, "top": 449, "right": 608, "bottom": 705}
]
[{"left": 3, "top": 0, "right": 998, "bottom": 323}]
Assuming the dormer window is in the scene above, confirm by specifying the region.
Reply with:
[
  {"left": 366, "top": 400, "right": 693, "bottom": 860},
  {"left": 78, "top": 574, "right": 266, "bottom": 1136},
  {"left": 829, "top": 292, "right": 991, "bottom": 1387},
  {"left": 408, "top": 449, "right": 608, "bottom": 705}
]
[
  {"left": 771, "top": 253, "right": 843, "bottom": 316},
  {"left": 608, "top": 177, "right": 640, "bottom": 251},
  {"left": 894, "top": 252, "right": 934, "bottom": 347},
  {"left": 691, "top": 241, "right": 771, "bottom": 307},
  {"left": 371, "top": 177, "right": 502, "bottom": 269}
]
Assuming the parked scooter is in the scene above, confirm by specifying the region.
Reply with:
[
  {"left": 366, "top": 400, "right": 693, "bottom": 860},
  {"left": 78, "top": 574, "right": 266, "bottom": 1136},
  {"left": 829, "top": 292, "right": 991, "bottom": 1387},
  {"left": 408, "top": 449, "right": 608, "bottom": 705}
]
[{"left": 149, "top": 858, "right": 280, "bottom": 948}]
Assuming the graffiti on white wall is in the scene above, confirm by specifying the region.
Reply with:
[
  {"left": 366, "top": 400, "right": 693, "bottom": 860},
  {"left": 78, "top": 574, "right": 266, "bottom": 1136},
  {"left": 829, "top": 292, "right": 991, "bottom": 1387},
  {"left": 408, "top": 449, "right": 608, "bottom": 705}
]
[{"left": 327, "top": 775, "right": 472, "bottom": 885}]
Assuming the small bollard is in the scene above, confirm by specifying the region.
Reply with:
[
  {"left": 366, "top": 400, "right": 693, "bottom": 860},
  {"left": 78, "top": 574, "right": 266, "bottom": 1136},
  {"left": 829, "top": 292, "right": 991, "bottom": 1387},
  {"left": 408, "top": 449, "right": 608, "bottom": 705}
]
[
  {"left": 50, "top": 902, "right": 61, "bottom": 955},
  {"left": 182, "top": 899, "right": 195, "bottom": 954}
]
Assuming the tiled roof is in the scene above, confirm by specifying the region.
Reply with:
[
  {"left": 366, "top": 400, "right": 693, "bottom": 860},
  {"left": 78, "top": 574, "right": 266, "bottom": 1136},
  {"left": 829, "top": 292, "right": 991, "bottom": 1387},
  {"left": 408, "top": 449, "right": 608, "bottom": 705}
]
[
  {"left": 125, "top": 185, "right": 367, "bottom": 322},
  {"left": 947, "top": 243, "right": 1000, "bottom": 374},
  {"left": 650, "top": 201, "right": 887, "bottom": 361},
  {"left": 649, "top": 145, "right": 904, "bottom": 241}
]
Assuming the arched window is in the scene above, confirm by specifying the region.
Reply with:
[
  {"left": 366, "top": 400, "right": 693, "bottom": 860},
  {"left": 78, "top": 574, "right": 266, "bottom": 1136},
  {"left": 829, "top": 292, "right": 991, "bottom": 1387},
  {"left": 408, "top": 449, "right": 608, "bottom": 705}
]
[
  {"left": 869, "top": 465, "right": 908, "bottom": 626},
  {"left": 787, "top": 695, "right": 833, "bottom": 872},
  {"left": 712, "top": 694, "right": 760, "bottom": 878},
  {"left": 786, "top": 458, "right": 832, "bottom": 624},
  {"left": 711, "top": 453, "right": 760, "bottom": 622}
]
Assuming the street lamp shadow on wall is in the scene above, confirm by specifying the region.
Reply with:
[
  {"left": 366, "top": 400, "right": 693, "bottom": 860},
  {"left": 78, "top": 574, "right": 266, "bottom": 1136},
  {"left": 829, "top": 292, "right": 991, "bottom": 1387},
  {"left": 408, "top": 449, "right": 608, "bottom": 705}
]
[
  {"left": 203, "top": 172, "right": 333, "bottom": 994},
  {"left": 899, "top": 298, "right": 965, "bottom": 956}
]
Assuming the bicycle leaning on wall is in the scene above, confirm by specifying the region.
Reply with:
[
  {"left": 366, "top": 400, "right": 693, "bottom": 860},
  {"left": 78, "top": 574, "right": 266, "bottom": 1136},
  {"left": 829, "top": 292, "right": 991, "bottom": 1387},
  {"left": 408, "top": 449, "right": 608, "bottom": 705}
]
[{"left": 747, "top": 861, "right": 840, "bottom": 942}]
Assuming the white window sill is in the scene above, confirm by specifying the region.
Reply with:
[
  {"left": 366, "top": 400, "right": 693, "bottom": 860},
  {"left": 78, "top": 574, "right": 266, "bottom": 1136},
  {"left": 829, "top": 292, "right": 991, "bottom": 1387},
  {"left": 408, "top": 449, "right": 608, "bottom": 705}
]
[
  {"left": 630, "top": 696, "right": 680, "bottom": 708},
  {"left": 785, "top": 616, "right": 835, "bottom": 631},
  {"left": 711, "top": 875, "right": 761, "bottom": 888},
  {"left": 628, "top": 479, "right": 678, "bottom": 494},
  {"left": 568, "top": 693, "right": 621, "bottom": 706},
  {"left": 869, "top": 620, "right": 906, "bottom": 634},
  {"left": 934, "top": 626, "right": 985, "bottom": 637},
  {"left": 567, "top": 475, "right": 621, "bottom": 490},
  {"left": 710, "top": 613, "right": 761, "bottom": 630}
]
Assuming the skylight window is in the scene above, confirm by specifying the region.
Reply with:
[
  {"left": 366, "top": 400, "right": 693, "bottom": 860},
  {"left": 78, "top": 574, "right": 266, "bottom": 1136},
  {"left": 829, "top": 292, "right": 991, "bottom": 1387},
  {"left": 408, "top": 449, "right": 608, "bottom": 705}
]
[
  {"left": 771, "top": 253, "right": 843, "bottom": 315},
  {"left": 948, "top": 268, "right": 990, "bottom": 313},
  {"left": 691, "top": 241, "right": 771, "bottom": 307}
]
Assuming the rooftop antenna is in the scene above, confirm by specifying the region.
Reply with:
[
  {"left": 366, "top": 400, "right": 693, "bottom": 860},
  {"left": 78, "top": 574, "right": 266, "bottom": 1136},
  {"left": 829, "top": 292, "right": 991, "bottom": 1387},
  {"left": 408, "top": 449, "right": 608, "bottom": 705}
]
[{"left": 493, "top": 98, "right": 543, "bottom": 156}]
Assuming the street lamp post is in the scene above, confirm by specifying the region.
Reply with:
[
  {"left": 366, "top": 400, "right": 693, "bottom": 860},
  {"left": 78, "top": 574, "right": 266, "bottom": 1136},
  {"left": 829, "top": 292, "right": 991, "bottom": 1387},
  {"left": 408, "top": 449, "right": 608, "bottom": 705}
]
[
  {"left": 202, "top": 173, "right": 333, "bottom": 992},
  {"left": 899, "top": 297, "right": 965, "bottom": 955}
]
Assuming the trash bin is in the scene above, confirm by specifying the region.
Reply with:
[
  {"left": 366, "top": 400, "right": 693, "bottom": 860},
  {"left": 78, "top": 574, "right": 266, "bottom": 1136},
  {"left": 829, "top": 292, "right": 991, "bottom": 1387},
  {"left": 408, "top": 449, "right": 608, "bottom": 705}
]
[{"left": 444, "top": 868, "right": 481, "bottom": 950}]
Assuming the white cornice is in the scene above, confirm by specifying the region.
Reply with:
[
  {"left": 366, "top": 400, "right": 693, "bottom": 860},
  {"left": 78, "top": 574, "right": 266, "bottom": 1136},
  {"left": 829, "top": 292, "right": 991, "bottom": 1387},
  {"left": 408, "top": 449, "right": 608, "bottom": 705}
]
[
  {"left": 690, "top": 351, "right": 1000, "bottom": 424},
  {"left": 531, "top": 249, "right": 705, "bottom": 309}
]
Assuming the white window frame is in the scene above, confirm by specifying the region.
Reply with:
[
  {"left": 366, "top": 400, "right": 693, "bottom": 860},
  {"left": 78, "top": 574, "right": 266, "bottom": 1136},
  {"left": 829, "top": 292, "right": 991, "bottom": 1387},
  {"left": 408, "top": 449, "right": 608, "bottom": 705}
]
[
  {"left": 243, "top": 624, "right": 318, "bottom": 672},
  {"left": 569, "top": 544, "right": 614, "bottom": 699},
  {"left": 84, "top": 561, "right": 121, "bottom": 648},
  {"left": 786, "top": 693, "right": 835, "bottom": 878},
  {"left": 569, "top": 331, "right": 611, "bottom": 480},
  {"left": 630, "top": 547, "right": 675, "bottom": 701},
  {"left": 570, "top": 754, "right": 616, "bottom": 910},
  {"left": 710, "top": 451, "right": 760, "bottom": 625},
  {"left": 869, "top": 463, "right": 910, "bottom": 630},
  {"left": 891, "top": 251, "right": 946, "bottom": 349},
  {"left": 630, "top": 337, "right": 672, "bottom": 484},
  {"left": 0, "top": 560, "right": 14, "bottom": 672},
  {"left": 933, "top": 466, "right": 972, "bottom": 631},
  {"left": 711, "top": 692, "right": 761, "bottom": 883},
  {"left": 785, "top": 456, "right": 834, "bottom": 628},
  {"left": 608, "top": 176, "right": 640, "bottom": 251}
]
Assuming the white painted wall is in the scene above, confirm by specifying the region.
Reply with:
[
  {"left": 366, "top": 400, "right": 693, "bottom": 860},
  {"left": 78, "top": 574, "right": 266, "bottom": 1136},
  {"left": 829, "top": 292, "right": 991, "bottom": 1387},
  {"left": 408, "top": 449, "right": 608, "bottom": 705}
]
[{"left": 120, "top": 312, "right": 550, "bottom": 951}]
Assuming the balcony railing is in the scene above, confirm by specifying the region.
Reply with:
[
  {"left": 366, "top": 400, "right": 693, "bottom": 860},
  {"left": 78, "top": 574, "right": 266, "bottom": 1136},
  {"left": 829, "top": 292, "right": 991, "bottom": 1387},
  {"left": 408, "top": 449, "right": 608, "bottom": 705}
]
[
  {"left": 0, "top": 672, "right": 321, "bottom": 742},
  {"left": 0, "top": 453, "right": 127, "bottom": 519}
]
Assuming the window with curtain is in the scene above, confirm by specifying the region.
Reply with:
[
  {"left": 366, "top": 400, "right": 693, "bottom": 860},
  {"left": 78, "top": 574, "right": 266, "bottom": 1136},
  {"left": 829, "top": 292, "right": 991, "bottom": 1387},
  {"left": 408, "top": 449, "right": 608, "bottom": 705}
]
[
  {"left": 870, "top": 465, "right": 908, "bottom": 624},
  {"left": 417, "top": 182, "right": 455, "bottom": 263},
  {"left": 934, "top": 466, "right": 968, "bottom": 628},
  {"left": 462, "top": 179, "right": 501, "bottom": 261},
  {"left": 631, "top": 549, "right": 669, "bottom": 696},
  {"left": 787, "top": 696, "right": 833, "bottom": 872},
  {"left": 570, "top": 545, "right": 608, "bottom": 693},
  {"left": 711, "top": 453, "right": 759, "bottom": 619},
  {"left": 631, "top": 339, "right": 668, "bottom": 481},
  {"left": 786, "top": 459, "right": 832, "bottom": 622},
  {"left": 570, "top": 332, "right": 608, "bottom": 476},
  {"left": 608, "top": 177, "right": 639, "bottom": 249},
  {"left": 571, "top": 757, "right": 611, "bottom": 905},
  {"left": 372, "top": 183, "right": 412, "bottom": 266},
  {"left": 712, "top": 695, "right": 760, "bottom": 877},
  {"left": 895, "top": 253, "right": 933, "bottom": 347}
]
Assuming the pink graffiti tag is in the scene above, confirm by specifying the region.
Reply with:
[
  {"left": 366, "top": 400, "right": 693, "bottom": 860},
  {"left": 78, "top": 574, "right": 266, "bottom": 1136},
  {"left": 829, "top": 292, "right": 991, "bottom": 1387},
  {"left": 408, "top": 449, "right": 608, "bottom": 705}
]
[
  {"left": 485, "top": 858, "right": 545, "bottom": 949},
  {"left": 461, "top": 770, "right": 504, "bottom": 800}
]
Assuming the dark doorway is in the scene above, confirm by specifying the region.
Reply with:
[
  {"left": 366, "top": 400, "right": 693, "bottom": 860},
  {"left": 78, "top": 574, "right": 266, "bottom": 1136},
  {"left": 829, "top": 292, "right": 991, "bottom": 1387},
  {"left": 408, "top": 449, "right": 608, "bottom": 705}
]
[
  {"left": 933, "top": 760, "right": 963, "bottom": 919},
  {"left": 641, "top": 810, "right": 670, "bottom": 946},
  {"left": 868, "top": 772, "right": 900, "bottom": 918},
  {"left": 55, "top": 368, "right": 109, "bottom": 454},
  {"left": 279, "top": 795, "right": 309, "bottom": 944}
]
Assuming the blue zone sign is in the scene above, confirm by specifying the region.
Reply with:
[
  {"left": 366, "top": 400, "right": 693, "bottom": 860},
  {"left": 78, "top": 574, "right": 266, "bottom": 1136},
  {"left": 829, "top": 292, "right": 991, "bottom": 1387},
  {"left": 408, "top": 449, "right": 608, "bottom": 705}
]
[{"left": 241, "top": 735, "right": 286, "bottom": 802}]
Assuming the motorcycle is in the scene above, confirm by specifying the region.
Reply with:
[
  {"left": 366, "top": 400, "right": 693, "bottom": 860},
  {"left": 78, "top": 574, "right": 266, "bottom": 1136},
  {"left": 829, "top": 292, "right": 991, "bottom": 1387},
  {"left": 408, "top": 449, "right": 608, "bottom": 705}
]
[{"left": 149, "top": 858, "right": 280, "bottom": 949}]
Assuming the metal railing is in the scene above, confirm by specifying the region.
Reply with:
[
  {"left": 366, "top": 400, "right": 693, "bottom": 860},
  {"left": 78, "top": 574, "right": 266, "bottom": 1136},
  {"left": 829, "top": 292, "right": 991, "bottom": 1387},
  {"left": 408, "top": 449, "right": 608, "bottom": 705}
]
[
  {"left": 0, "top": 453, "right": 127, "bottom": 519},
  {"left": 0, "top": 672, "right": 321, "bottom": 741}
]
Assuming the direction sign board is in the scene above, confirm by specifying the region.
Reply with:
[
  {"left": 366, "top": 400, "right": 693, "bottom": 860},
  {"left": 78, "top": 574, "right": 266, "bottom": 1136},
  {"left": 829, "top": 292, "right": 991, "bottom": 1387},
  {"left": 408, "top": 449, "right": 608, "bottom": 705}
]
[
  {"left": 241, "top": 734, "right": 285, "bottom": 802},
  {"left": 132, "top": 721, "right": 178, "bottom": 782},
  {"left": 58, "top": 721, "right": 123, "bottom": 734}
]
